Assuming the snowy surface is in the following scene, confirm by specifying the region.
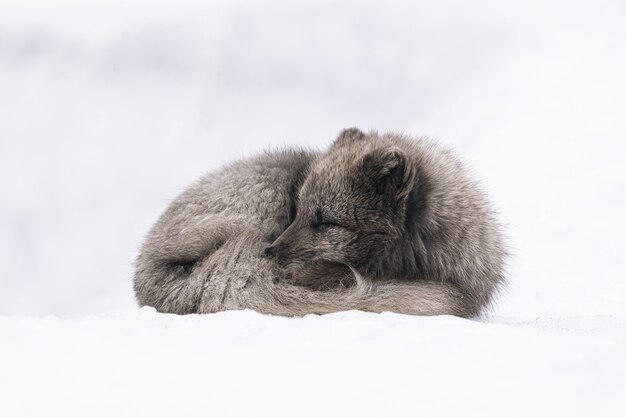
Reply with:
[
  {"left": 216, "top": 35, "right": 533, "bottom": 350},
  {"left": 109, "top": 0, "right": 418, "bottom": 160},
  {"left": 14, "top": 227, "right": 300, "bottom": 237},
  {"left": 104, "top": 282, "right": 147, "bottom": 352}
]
[
  {"left": 1, "top": 0, "right": 625, "bottom": 415},
  {"left": 2, "top": 310, "right": 625, "bottom": 416}
]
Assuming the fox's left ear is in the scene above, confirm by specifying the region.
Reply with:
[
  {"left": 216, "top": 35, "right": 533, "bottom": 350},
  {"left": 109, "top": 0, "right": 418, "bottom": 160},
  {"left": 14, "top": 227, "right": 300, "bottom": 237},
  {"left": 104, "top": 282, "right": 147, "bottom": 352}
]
[
  {"left": 332, "top": 127, "right": 366, "bottom": 149},
  {"left": 362, "top": 147, "right": 411, "bottom": 197}
]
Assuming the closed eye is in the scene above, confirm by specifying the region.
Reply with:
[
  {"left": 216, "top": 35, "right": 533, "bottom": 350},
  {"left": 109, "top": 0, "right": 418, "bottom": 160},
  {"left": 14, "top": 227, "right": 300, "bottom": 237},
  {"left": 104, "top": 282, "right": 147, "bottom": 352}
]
[
  {"left": 310, "top": 220, "right": 343, "bottom": 230},
  {"left": 311, "top": 208, "right": 348, "bottom": 231}
]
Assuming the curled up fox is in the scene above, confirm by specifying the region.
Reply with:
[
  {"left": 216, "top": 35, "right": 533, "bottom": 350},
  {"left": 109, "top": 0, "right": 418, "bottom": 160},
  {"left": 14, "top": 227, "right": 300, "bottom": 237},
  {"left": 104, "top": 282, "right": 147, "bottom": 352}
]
[{"left": 134, "top": 128, "right": 506, "bottom": 317}]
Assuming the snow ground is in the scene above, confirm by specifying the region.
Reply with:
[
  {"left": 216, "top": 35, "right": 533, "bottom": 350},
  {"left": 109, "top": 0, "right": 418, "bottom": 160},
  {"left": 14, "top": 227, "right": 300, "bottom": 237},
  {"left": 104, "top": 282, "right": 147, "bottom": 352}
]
[
  {"left": 1, "top": 310, "right": 625, "bottom": 416},
  {"left": 1, "top": 0, "right": 625, "bottom": 415}
]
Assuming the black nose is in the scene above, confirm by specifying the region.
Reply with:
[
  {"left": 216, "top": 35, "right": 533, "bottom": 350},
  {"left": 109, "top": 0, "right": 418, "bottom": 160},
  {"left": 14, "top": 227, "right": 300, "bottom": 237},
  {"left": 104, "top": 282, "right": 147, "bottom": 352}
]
[{"left": 264, "top": 245, "right": 276, "bottom": 258}]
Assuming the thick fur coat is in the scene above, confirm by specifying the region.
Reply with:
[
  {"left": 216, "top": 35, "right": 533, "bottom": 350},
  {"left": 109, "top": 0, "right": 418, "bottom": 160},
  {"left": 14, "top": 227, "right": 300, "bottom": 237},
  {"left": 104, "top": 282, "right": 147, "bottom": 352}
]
[{"left": 134, "top": 129, "right": 506, "bottom": 317}]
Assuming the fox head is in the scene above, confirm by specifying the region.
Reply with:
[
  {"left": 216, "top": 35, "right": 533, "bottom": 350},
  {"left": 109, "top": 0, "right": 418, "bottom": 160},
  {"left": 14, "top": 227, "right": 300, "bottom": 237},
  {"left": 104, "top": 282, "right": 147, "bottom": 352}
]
[{"left": 265, "top": 128, "right": 417, "bottom": 278}]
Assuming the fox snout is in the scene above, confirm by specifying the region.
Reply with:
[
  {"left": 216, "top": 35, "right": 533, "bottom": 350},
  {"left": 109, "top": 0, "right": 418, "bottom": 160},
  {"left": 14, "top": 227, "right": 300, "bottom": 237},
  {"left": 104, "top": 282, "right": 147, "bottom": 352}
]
[
  {"left": 263, "top": 245, "right": 276, "bottom": 258},
  {"left": 264, "top": 235, "right": 290, "bottom": 260},
  {"left": 264, "top": 222, "right": 301, "bottom": 261}
]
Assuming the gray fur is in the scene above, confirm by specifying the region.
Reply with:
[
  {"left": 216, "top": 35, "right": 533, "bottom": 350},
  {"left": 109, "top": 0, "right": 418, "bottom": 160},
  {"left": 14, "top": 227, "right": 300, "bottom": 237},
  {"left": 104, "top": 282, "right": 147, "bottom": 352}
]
[{"left": 134, "top": 129, "right": 506, "bottom": 317}]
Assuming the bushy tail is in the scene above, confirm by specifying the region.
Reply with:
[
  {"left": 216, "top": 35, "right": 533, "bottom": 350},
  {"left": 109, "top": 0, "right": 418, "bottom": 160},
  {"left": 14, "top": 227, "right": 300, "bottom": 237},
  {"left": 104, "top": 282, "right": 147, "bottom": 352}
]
[
  {"left": 220, "top": 272, "right": 474, "bottom": 318},
  {"left": 135, "top": 229, "right": 475, "bottom": 318}
]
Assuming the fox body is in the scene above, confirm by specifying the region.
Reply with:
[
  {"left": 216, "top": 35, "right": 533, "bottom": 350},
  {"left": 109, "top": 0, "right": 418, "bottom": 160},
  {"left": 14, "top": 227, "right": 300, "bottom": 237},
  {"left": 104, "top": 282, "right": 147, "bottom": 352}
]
[{"left": 134, "top": 129, "right": 506, "bottom": 317}]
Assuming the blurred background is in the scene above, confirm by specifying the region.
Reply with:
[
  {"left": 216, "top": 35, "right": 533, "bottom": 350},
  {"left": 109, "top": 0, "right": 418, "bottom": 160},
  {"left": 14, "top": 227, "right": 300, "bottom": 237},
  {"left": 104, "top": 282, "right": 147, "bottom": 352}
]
[{"left": 1, "top": 0, "right": 624, "bottom": 318}]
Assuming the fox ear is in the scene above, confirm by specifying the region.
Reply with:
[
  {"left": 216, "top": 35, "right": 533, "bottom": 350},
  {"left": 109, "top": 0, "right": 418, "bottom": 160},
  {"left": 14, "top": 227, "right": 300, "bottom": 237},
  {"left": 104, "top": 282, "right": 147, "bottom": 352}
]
[
  {"left": 362, "top": 147, "right": 408, "bottom": 196},
  {"left": 332, "top": 127, "right": 366, "bottom": 149}
]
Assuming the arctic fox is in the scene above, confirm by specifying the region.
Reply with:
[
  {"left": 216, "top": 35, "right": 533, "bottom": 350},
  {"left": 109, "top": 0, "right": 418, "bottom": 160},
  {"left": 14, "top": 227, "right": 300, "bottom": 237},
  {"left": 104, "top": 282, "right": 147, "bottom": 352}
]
[{"left": 134, "top": 129, "right": 506, "bottom": 317}]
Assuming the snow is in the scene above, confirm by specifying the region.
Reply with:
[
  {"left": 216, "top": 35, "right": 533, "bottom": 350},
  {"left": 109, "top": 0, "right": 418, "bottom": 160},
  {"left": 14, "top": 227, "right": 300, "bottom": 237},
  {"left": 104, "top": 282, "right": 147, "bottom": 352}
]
[
  {"left": 1, "top": 310, "right": 625, "bottom": 416},
  {"left": 1, "top": 0, "right": 625, "bottom": 415}
]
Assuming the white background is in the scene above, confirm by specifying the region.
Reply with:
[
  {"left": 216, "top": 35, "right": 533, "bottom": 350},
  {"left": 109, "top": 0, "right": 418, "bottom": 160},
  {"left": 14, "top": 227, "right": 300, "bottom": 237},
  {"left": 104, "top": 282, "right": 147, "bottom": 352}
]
[
  {"left": 1, "top": 0, "right": 625, "bottom": 319},
  {"left": 1, "top": 1, "right": 625, "bottom": 415}
]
